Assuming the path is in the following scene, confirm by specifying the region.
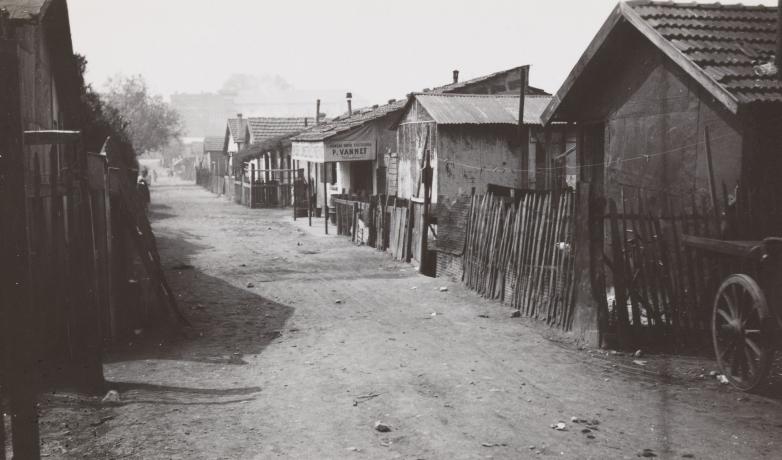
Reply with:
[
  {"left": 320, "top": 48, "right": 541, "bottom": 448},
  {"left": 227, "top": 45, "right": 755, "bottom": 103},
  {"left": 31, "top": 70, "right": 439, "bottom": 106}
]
[{"left": 39, "top": 173, "right": 782, "bottom": 459}]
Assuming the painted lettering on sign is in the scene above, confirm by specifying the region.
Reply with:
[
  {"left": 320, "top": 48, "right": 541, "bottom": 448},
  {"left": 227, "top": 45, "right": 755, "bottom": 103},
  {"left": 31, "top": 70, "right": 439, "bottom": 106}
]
[{"left": 324, "top": 140, "right": 375, "bottom": 162}]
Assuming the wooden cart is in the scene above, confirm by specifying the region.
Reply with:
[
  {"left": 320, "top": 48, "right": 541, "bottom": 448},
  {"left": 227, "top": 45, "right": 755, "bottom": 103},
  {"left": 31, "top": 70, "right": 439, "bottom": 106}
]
[{"left": 682, "top": 235, "right": 782, "bottom": 391}]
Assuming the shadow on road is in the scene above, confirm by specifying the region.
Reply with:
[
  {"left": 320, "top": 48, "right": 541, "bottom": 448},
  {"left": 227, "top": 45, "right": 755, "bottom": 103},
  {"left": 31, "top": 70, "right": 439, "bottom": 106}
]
[{"left": 104, "top": 234, "right": 295, "bottom": 368}]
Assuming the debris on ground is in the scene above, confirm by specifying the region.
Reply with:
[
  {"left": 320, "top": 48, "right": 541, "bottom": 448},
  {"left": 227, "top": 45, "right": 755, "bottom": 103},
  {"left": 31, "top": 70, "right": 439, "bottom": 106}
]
[
  {"left": 478, "top": 314, "right": 489, "bottom": 318},
  {"left": 335, "top": 299, "right": 343, "bottom": 304},
  {"left": 511, "top": 310, "right": 521, "bottom": 318},
  {"left": 89, "top": 415, "right": 116, "bottom": 427},
  {"left": 246, "top": 282, "right": 255, "bottom": 288},
  {"left": 374, "top": 421, "right": 392, "bottom": 432},
  {"left": 481, "top": 442, "right": 507, "bottom": 447},
  {"left": 101, "top": 390, "right": 121, "bottom": 405},
  {"left": 550, "top": 422, "right": 567, "bottom": 431},
  {"left": 633, "top": 360, "right": 648, "bottom": 366},
  {"left": 638, "top": 448, "right": 657, "bottom": 457},
  {"left": 634, "top": 349, "right": 643, "bottom": 357},
  {"left": 716, "top": 374, "right": 730, "bottom": 384},
  {"left": 439, "top": 287, "right": 448, "bottom": 292},
  {"left": 352, "top": 392, "right": 381, "bottom": 406}
]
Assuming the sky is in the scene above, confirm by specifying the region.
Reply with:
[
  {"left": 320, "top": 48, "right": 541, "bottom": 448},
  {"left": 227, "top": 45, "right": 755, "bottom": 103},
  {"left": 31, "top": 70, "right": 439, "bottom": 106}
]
[{"left": 69, "top": 0, "right": 779, "bottom": 107}]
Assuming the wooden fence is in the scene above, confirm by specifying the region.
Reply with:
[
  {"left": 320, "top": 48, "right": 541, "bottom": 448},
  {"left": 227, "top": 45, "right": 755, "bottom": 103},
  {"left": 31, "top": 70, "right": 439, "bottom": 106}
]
[
  {"left": 461, "top": 191, "right": 576, "bottom": 329},
  {"left": 230, "top": 168, "right": 302, "bottom": 209},
  {"left": 331, "top": 195, "right": 432, "bottom": 270},
  {"left": 601, "top": 190, "right": 735, "bottom": 347}
]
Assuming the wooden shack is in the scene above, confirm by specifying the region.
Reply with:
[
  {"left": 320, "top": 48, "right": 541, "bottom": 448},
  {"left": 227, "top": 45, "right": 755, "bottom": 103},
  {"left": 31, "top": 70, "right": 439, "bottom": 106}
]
[
  {"left": 542, "top": 0, "right": 782, "bottom": 345},
  {"left": 221, "top": 114, "right": 248, "bottom": 199},
  {"left": 196, "top": 136, "right": 228, "bottom": 194},
  {"left": 233, "top": 117, "right": 310, "bottom": 208},
  {"left": 291, "top": 101, "right": 405, "bottom": 214},
  {"left": 393, "top": 92, "right": 573, "bottom": 202}
]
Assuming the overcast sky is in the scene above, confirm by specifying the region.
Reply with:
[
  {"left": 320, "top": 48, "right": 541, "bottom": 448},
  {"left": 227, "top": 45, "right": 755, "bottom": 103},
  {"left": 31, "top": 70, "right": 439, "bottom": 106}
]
[{"left": 69, "top": 0, "right": 778, "bottom": 106}]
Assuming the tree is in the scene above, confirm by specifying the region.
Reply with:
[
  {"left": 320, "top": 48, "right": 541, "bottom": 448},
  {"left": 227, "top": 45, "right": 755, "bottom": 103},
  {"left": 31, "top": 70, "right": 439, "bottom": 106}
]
[
  {"left": 103, "top": 74, "right": 184, "bottom": 155},
  {"left": 76, "top": 54, "right": 136, "bottom": 168}
]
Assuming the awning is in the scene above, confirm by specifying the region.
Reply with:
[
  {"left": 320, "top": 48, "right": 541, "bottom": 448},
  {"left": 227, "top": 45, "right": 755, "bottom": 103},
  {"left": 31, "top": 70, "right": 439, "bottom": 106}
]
[{"left": 291, "top": 123, "right": 376, "bottom": 163}]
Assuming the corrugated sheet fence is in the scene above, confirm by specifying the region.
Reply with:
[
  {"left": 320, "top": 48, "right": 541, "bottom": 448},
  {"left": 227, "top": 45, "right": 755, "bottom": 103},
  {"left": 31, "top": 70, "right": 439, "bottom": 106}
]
[{"left": 461, "top": 191, "right": 576, "bottom": 329}]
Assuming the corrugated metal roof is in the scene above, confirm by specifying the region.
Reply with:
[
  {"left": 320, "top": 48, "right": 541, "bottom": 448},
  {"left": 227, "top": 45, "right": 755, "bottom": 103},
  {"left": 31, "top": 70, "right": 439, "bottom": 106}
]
[
  {"left": 203, "top": 136, "right": 224, "bottom": 153},
  {"left": 247, "top": 117, "right": 310, "bottom": 143},
  {"left": 0, "top": 0, "right": 50, "bottom": 20},
  {"left": 628, "top": 1, "right": 781, "bottom": 105},
  {"left": 414, "top": 94, "right": 551, "bottom": 126}
]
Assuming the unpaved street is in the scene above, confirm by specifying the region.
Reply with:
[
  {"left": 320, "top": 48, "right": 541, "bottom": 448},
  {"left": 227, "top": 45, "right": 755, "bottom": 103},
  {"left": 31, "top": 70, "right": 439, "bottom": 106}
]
[{"left": 40, "top": 174, "right": 782, "bottom": 459}]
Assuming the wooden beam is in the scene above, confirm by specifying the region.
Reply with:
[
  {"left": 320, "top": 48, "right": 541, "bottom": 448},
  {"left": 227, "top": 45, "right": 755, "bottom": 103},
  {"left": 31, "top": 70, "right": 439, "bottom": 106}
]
[
  {"left": 680, "top": 234, "right": 759, "bottom": 259},
  {"left": 23, "top": 130, "right": 81, "bottom": 145}
]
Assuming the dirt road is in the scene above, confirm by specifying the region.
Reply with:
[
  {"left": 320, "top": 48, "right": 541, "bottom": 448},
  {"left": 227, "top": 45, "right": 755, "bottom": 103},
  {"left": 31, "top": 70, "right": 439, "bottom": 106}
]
[{"left": 39, "top": 174, "right": 782, "bottom": 459}]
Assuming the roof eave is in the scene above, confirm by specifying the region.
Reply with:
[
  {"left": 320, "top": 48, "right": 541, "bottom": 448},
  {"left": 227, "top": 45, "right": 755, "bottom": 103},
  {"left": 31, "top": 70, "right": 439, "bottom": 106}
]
[{"left": 541, "top": 4, "right": 625, "bottom": 125}]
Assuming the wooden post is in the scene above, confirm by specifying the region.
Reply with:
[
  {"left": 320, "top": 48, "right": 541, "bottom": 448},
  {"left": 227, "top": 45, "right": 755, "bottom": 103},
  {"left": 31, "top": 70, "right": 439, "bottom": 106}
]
[
  {"left": 608, "top": 199, "right": 630, "bottom": 347},
  {"left": 307, "top": 162, "right": 312, "bottom": 226},
  {"left": 704, "top": 126, "right": 720, "bottom": 234},
  {"left": 324, "top": 164, "right": 329, "bottom": 234},
  {"left": 518, "top": 66, "right": 530, "bottom": 188},
  {"left": 0, "top": 40, "right": 40, "bottom": 460},
  {"left": 419, "top": 149, "right": 433, "bottom": 275}
]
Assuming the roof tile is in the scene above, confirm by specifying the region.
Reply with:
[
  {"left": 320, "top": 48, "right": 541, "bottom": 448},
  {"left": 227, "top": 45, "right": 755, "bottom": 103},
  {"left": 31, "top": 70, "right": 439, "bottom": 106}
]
[{"left": 629, "top": 1, "right": 781, "bottom": 104}]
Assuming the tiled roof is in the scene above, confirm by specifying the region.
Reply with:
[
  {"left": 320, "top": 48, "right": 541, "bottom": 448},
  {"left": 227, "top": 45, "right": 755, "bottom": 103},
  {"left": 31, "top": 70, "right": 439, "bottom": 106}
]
[
  {"left": 227, "top": 118, "right": 248, "bottom": 144},
  {"left": 247, "top": 117, "right": 311, "bottom": 144},
  {"left": 628, "top": 1, "right": 781, "bottom": 105},
  {"left": 203, "top": 136, "right": 224, "bottom": 152},
  {"left": 412, "top": 94, "right": 551, "bottom": 126},
  {"left": 0, "top": 0, "right": 50, "bottom": 20},
  {"left": 291, "top": 100, "right": 407, "bottom": 142},
  {"left": 431, "top": 65, "right": 549, "bottom": 95}
]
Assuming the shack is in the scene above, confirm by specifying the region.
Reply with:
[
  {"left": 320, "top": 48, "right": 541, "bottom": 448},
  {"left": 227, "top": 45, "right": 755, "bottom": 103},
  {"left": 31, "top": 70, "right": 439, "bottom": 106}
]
[
  {"left": 197, "top": 135, "right": 228, "bottom": 194},
  {"left": 542, "top": 0, "right": 782, "bottom": 345},
  {"left": 393, "top": 92, "right": 573, "bottom": 202},
  {"left": 233, "top": 117, "right": 310, "bottom": 207},
  {"left": 291, "top": 100, "right": 405, "bottom": 214},
  {"left": 391, "top": 92, "right": 573, "bottom": 279}
]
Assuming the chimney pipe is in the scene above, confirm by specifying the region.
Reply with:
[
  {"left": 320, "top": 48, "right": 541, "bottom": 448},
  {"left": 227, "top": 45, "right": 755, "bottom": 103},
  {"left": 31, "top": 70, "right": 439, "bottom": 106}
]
[
  {"left": 346, "top": 92, "right": 353, "bottom": 116},
  {"left": 776, "top": 0, "right": 782, "bottom": 71},
  {"left": 237, "top": 113, "right": 243, "bottom": 120},
  {"left": 453, "top": 69, "right": 459, "bottom": 83},
  {"left": 316, "top": 99, "right": 321, "bottom": 125}
]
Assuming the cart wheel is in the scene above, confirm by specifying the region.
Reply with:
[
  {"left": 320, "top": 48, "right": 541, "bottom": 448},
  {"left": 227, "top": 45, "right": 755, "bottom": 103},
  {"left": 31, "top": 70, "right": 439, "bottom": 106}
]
[{"left": 712, "top": 274, "right": 773, "bottom": 392}]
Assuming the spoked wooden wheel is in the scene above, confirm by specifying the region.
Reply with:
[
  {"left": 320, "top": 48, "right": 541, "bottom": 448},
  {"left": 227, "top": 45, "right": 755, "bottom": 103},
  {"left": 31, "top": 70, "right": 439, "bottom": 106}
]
[{"left": 712, "top": 274, "right": 773, "bottom": 391}]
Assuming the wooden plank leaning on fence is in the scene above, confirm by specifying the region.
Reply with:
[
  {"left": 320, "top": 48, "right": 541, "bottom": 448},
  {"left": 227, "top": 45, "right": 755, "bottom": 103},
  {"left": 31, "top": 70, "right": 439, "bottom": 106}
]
[{"left": 104, "top": 140, "right": 189, "bottom": 328}]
